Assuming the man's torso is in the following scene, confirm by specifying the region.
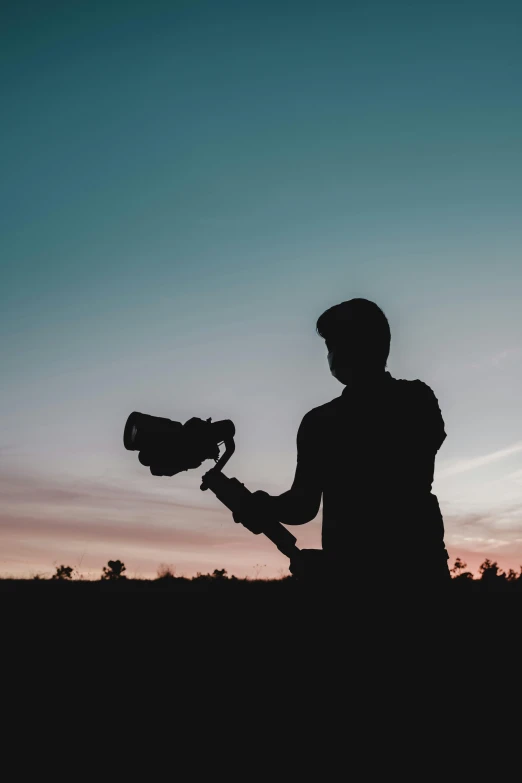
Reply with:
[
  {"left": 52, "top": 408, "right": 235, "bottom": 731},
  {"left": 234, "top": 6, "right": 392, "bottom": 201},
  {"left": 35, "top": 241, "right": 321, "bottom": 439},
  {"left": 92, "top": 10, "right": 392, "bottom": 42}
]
[{"left": 303, "top": 373, "right": 446, "bottom": 557}]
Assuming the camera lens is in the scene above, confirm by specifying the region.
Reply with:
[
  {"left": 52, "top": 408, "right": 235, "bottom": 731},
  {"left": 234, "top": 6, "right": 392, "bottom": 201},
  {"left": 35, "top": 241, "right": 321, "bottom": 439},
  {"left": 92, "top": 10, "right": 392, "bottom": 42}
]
[
  {"left": 123, "top": 411, "right": 184, "bottom": 452},
  {"left": 123, "top": 412, "right": 141, "bottom": 450}
]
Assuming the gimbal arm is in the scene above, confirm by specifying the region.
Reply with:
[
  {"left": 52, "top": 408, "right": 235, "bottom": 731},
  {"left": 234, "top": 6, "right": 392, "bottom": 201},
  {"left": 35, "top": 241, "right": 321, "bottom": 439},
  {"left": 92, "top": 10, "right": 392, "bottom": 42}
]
[{"left": 200, "top": 467, "right": 300, "bottom": 560}]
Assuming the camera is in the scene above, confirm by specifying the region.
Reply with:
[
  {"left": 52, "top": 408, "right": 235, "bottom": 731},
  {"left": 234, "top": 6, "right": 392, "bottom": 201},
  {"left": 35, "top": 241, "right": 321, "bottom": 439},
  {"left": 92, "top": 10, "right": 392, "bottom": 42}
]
[{"left": 123, "top": 412, "right": 235, "bottom": 476}]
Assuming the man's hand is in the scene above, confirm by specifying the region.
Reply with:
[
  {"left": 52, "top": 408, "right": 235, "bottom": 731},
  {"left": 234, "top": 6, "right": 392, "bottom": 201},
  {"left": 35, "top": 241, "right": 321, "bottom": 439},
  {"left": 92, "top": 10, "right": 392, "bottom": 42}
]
[
  {"left": 232, "top": 490, "right": 277, "bottom": 535},
  {"left": 138, "top": 449, "right": 204, "bottom": 476}
]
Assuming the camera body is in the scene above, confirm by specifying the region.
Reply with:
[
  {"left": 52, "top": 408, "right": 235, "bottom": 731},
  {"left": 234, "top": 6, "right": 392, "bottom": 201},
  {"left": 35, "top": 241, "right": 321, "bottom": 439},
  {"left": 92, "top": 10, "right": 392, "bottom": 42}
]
[{"left": 123, "top": 412, "right": 235, "bottom": 476}]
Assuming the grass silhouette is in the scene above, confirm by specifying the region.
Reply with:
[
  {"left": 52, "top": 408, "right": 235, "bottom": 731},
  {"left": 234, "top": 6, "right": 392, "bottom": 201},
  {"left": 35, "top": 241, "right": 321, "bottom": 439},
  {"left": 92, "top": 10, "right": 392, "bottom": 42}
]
[{"left": 1, "top": 559, "right": 521, "bottom": 592}]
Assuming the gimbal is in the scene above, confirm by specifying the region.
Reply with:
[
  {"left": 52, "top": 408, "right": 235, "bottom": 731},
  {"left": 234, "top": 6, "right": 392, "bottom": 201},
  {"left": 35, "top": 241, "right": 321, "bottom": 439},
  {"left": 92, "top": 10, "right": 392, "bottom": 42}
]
[{"left": 123, "top": 412, "right": 300, "bottom": 559}]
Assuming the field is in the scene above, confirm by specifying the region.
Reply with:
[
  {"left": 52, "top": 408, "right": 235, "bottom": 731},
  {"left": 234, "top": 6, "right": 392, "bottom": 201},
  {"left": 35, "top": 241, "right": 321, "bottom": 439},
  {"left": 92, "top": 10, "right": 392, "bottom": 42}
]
[{"left": 2, "top": 568, "right": 521, "bottom": 592}]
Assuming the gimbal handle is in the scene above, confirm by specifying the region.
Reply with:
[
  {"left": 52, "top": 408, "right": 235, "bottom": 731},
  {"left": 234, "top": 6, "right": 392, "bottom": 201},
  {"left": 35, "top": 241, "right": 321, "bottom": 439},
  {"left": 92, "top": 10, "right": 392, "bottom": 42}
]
[{"left": 200, "top": 467, "right": 299, "bottom": 560}]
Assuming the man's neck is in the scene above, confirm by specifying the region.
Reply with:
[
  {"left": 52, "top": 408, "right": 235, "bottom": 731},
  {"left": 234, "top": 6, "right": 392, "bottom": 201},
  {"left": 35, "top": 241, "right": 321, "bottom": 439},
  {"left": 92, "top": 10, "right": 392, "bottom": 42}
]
[{"left": 342, "top": 370, "right": 391, "bottom": 396}]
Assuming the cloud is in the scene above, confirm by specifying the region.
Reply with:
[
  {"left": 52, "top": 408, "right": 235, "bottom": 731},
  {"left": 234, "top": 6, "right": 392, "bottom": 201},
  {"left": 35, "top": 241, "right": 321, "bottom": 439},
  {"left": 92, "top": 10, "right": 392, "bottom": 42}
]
[
  {"left": 2, "top": 466, "right": 522, "bottom": 579},
  {"left": 1, "top": 510, "right": 251, "bottom": 552},
  {"left": 442, "top": 500, "right": 522, "bottom": 572},
  {"left": 437, "top": 441, "right": 522, "bottom": 478},
  {"left": 469, "top": 347, "right": 520, "bottom": 370},
  {"left": 0, "top": 466, "right": 316, "bottom": 578},
  {"left": 0, "top": 467, "right": 246, "bottom": 545},
  {"left": 505, "top": 468, "right": 522, "bottom": 483}
]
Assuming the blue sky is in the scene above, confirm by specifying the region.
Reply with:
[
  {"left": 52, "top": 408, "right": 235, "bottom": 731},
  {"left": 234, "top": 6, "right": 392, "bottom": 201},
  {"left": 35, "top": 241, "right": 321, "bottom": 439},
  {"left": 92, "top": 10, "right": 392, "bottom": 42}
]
[{"left": 2, "top": 0, "right": 522, "bottom": 577}]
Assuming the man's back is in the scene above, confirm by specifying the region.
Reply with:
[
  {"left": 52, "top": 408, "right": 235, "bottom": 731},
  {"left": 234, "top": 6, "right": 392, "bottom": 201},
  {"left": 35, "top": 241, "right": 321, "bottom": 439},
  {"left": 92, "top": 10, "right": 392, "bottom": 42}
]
[{"left": 295, "top": 372, "right": 447, "bottom": 574}]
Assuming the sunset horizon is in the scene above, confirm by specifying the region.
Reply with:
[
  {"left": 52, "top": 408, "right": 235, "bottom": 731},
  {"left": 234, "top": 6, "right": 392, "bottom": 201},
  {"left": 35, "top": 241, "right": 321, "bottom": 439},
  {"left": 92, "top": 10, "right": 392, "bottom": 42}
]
[{"left": 2, "top": 0, "right": 522, "bottom": 585}]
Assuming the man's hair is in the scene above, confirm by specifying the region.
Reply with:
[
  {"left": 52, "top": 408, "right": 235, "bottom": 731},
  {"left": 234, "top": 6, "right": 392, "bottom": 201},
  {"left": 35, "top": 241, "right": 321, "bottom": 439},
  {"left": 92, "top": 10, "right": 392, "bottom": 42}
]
[{"left": 316, "top": 298, "right": 391, "bottom": 364}]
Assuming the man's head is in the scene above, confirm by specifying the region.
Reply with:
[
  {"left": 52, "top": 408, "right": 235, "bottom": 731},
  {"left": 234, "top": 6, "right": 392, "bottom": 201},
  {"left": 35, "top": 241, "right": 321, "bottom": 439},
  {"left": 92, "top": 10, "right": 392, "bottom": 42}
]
[{"left": 316, "top": 298, "right": 391, "bottom": 386}]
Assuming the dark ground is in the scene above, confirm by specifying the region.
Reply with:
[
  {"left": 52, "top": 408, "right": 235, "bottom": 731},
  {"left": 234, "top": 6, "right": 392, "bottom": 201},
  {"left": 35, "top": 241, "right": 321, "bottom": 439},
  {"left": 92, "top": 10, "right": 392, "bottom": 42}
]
[{"left": 2, "top": 573, "right": 521, "bottom": 592}]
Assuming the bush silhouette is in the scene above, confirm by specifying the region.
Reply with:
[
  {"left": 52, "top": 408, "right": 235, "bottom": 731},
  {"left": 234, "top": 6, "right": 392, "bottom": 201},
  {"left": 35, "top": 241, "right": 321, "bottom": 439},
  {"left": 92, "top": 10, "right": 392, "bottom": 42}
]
[
  {"left": 52, "top": 565, "right": 73, "bottom": 580},
  {"left": 3, "top": 555, "right": 522, "bottom": 592},
  {"left": 101, "top": 560, "right": 127, "bottom": 580},
  {"left": 157, "top": 563, "right": 176, "bottom": 580}
]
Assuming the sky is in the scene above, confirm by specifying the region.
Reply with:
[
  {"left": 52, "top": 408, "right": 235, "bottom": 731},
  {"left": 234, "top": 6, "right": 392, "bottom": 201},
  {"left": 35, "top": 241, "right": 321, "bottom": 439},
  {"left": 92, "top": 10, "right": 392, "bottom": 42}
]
[{"left": 2, "top": 0, "right": 522, "bottom": 579}]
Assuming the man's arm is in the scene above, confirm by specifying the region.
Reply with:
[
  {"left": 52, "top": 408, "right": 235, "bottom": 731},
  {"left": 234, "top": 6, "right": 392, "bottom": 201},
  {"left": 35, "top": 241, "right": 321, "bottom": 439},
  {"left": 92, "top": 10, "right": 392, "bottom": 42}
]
[
  {"left": 414, "top": 380, "right": 447, "bottom": 452},
  {"left": 271, "top": 411, "right": 323, "bottom": 525},
  {"left": 232, "top": 411, "right": 322, "bottom": 533}
]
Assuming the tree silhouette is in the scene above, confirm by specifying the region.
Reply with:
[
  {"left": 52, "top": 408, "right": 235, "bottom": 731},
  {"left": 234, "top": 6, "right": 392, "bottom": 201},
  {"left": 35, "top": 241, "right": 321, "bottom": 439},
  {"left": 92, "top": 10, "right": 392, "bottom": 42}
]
[
  {"left": 451, "top": 557, "right": 467, "bottom": 577},
  {"left": 479, "top": 559, "right": 502, "bottom": 579},
  {"left": 477, "top": 558, "right": 509, "bottom": 591},
  {"left": 101, "top": 560, "right": 127, "bottom": 580},
  {"left": 450, "top": 557, "right": 474, "bottom": 584},
  {"left": 52, "top": 565, "right": 73, "bottom": 580}
]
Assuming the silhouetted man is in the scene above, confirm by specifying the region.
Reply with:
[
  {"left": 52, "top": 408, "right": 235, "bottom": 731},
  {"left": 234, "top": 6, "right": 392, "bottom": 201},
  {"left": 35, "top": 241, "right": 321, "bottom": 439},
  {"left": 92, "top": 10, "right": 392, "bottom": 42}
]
[{"left": 234, "top": 298, "right": 451, "bottom": 589}]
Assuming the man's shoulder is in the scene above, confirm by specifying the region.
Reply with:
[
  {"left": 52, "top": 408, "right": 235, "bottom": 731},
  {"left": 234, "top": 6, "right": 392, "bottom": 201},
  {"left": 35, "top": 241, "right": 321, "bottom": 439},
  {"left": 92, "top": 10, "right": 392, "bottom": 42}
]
[
  {"left": 385, "top": 372, "right": 433, "bottom": 389},
  {"left": 302, "top": 395, "right": 345, "bottom": 424},
  {"left": 296, "top": 398, "right": 341, "bottom": 446},
  {"left": 392, "top": 376, "right": 439, "bottom": 401},
  {"left": 303, "top": 376, "right": 438, "bottom": 420}
]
